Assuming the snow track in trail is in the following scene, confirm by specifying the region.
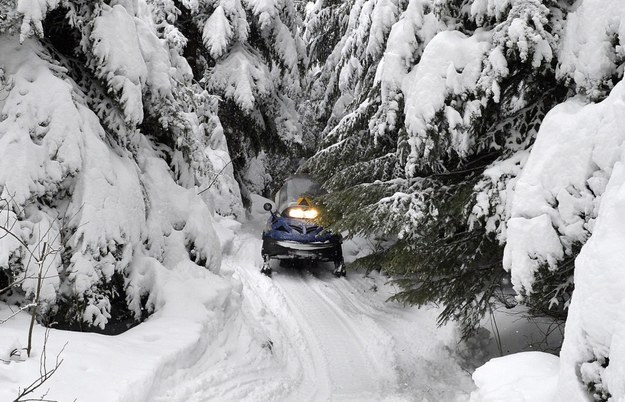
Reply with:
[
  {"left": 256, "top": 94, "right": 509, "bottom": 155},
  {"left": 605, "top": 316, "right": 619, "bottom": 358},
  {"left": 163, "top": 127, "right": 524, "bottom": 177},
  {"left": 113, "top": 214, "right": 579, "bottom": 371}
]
[
  {"left": 148, "top": 223, "right": 473, "bottom": 401},
  {"left": 276, "top": 274, "right": 390, "bottom": 400}
]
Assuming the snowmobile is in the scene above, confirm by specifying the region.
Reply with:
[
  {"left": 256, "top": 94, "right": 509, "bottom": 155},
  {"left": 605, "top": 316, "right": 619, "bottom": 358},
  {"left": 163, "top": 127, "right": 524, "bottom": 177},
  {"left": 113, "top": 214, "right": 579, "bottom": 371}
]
[{"left": 261, "top": 174, "right": 346, "bottom": 277}]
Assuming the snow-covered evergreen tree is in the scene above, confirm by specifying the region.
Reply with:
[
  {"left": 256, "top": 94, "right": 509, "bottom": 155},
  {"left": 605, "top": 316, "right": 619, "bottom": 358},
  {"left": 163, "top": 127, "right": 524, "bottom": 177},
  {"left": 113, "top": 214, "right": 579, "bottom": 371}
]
[
  {"left": 177, "top": 0, "right": 308, "bottom": 198},
  {"left": 499, "top": 0, "right": 625, "bottom": 325},
  {"left": 502, "top": 2, "right": 625, "bottom": 397},
  {"left": 0, "top": 0, "right": 240, "bottom": 331},
  {"left": 303, "top": 0, "right": 569, "bottom": 335},
  {"left": 303, "top": 0, "right": 625, "bottom": 396}
]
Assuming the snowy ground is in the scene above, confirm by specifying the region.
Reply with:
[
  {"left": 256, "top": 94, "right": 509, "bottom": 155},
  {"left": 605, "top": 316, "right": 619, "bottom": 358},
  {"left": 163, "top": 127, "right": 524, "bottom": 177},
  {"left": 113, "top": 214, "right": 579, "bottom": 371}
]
[
  {"left": 0, "top": 196, "right": 568, "bottom": 402},
  {"left": 147, "top": 204, "right": 475, "bottom": 401},
  {"left": 1, "top": 199, "right": 476, "bottom": 401}
]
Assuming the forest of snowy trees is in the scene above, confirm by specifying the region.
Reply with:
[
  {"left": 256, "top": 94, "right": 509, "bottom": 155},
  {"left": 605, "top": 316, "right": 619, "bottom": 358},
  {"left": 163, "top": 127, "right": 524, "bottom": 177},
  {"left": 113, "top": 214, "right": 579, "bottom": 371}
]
[{"left": 2, "top": 0, "right": 625, "bottom": 399}]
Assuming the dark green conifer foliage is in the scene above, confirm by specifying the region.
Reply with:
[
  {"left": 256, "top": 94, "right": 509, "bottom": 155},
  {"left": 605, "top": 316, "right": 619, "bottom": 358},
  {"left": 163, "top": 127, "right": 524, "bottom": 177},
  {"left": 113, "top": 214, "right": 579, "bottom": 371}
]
[{"left": 304, "top": 0, "right": 570, "bottom": 336}]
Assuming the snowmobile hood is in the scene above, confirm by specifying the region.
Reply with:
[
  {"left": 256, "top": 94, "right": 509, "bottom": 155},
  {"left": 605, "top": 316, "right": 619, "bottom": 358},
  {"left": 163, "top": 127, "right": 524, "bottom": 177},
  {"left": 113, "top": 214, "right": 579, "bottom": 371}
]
[{"left": 264, "top": 215, "right": 337, "bottom": 243}]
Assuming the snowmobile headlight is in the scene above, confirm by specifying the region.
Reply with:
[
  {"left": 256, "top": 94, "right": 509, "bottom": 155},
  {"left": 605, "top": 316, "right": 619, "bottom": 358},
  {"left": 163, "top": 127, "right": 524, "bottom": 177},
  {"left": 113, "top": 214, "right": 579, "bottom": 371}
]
[
  {"left": 287, "top": 208, "right": 318, "bottom": 219},
  {"left": 303, "top": 209, "right": 318, "bottom": 219},
  {"left": 287, "top": 208, "right": 305, "bottom": 218}
]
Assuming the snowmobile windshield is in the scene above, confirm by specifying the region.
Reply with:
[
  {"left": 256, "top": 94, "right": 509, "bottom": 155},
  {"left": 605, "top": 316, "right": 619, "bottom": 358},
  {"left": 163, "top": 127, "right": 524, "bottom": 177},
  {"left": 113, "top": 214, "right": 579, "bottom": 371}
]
[{"left": 275, "top": 175, "right": 325, "bottom": 213}]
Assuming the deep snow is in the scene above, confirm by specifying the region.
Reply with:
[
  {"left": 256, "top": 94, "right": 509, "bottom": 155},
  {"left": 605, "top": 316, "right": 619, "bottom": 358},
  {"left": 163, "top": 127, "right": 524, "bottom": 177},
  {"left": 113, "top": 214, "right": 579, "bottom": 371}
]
[
  {"left": 1, "top": 196, "right": 475, "bottom": 401},
  {"left": 470, "top": 351, "right": 559, "bottom": 402}
]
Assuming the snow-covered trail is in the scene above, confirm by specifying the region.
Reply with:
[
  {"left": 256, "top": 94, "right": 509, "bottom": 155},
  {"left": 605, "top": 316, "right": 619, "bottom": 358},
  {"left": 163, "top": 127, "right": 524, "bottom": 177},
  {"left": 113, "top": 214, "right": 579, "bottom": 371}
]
[
  {"left": 274, "top": 273, "right": 386, "bottom": 400},
  {"left": 149, "top": 217, "right": 473, "bottom": 401}
]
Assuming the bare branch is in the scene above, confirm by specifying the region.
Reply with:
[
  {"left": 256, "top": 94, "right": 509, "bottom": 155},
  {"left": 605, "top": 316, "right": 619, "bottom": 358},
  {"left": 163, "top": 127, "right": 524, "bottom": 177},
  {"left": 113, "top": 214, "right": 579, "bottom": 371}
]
[
  {"left": 0, "top": 303, "right": 37, "bottom": 324},
  {"left": 197, "top": 159, "right": 234, "bottom": 196},
  {"left": 1, "top": 192, "right": 70, "bottom": 402},
  {"left": 14, "top": 330, "right": 67, "bottom": 402}
]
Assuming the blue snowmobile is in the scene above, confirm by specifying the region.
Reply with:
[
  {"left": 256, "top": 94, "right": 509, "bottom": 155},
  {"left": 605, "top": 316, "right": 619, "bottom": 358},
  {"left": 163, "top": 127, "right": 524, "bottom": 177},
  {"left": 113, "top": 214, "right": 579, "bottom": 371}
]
[{"left": 261, "top": 175, "right": 346, "bottom": 277}]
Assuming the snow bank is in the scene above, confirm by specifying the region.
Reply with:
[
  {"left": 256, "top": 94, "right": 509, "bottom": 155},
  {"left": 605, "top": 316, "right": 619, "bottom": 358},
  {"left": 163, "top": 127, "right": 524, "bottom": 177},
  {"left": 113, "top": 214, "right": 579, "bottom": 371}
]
[
  {"left": 0, "top": 222, "right": 238, "bottom": 402},
  {"left": 0, "top": 43, "right": 240, "bottom": 389},
  {"left": 557, "top": 158, "right": 625, "bottom": 401},
  {"left": 485, "top": 2, "right": 625, "bottom": 398},
  {"left": 470, "top": 351, "right": 559, "bottom": 402}
]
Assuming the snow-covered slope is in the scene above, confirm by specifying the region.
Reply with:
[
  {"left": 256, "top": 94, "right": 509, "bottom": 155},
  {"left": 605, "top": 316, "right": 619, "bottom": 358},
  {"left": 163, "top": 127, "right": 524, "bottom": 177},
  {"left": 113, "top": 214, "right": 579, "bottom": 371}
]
[{"left": 470, "top": 351, "right": 560, "bottom": 402}]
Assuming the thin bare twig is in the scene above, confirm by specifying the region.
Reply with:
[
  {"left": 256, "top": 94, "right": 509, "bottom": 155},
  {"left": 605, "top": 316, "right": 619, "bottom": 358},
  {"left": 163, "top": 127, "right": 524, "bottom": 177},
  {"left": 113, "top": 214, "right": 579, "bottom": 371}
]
[
  {"left": 0, "top": 192, "right": 74, "bottom": 402},
  {"left": 27, "top": 241, "right": 48, "bottom": 357},
  {"left": 14, "top": 329, "right": 67, "bottom": 402},
  {"left": 197, "top": 159, "right": 233, "bottom": 196},
  {"left": 0, "top": 303, "right": 37, "bottom": 325},
  {"left": 488, "top": 304, "right": 503, "bottom": 356}
]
